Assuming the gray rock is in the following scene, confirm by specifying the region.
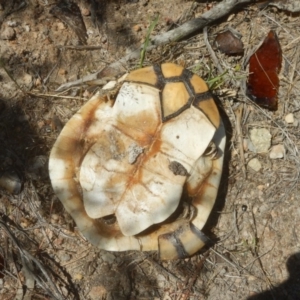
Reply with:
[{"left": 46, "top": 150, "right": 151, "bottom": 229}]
[
  {"left": 249, "top": 128, "right": 271, "bottom": 153},
  {"left": 0, "top": 27, "right": 16, "bottom": 40},
  {"left": 248, "top": 158, "right": 262, "bottom": 172},
  {"left": 269, "top": 144, "right": 285, "bottom": 159},
  {"left": 0, "top": 171, "right": 22, "bottom": 194}
]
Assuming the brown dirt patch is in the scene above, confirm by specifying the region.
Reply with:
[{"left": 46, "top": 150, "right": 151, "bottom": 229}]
[{"left": 0, "top": 1, "right": 300, "bottom": 299}]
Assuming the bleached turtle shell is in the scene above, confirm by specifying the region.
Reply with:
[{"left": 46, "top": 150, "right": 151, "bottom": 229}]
[{"left": 49, "top": 63, "right": 226, "bottom": 260}]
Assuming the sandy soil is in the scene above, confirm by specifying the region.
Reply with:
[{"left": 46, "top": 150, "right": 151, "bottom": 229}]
[{"left": 0, "top": 0, "right": 300, "bottom": 299}]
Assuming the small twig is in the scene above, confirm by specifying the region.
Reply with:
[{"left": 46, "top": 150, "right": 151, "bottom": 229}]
[
  {"left": 27, "top": 91, "right": 86, "bottom": 100},
  {"left": 210, "top": 248, "right": 240, "bottom": 272},
  {"left": 203, "top": 27, "right": 224, "bottom": 74},
  {"left": 0, "top": 219, "right": 64, "bottom": 300},
  {"left": 234, "top": 104, "right": 247, "bottom": 178},
  {"left": 137, "top": 253, "right": 179, "bottom": 283},
  {"left": 179, "top": 252, "right": 210, "bottom": 300},
  {"left": 61, "top": 249, "right": 91, "bottom": 267},
  {"left": 244, "top": 245, "right": 275, "bottom": 270},
  {"left": 61, "top": 45, "right": 104, "bottom": 51},
  {"left": 56, "top": 0, "right": 258, "bottom": 91},
  {"left": 43, "top": 61, "right": 60, "bottom": 85},
  {"left": 233, "top": 207, "right": 239, "bottom": 237},
  {"left": 283, "top": 36, "right": 300, "bottom": 51}
]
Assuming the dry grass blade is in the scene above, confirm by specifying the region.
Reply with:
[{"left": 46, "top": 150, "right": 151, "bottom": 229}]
[
  {"left": 178, "top": 251, "right": 210, "bottom": 300},
  {"left": 203, "top": 27, "right": 224, "bottom": 74},
  {"left": 1, "top": 0, "right": 300, "bottom": 298},
  {"left": 139, "top": 14, "right": 159, "bottom": 68},
  {"left": 0, "top": 218, "right": 64, "bottom": 300},
  {"left": 55, "top": 0, "right": 257, "bottom": 91}
]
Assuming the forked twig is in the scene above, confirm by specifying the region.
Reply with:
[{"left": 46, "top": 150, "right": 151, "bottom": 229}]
[
  {"left": 56, "top": 0, "right": 257, "bottom": 91},
  {"left": 203, "top": 27, "right": 224, "bottom": 74}
]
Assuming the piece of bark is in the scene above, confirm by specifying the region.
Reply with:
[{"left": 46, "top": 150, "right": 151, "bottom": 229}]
[
  {"left": 267, "top": 0, "right": 300, "bottom": 12},
  {"left": 56, "top": 0, "right": 257, "bottom": 92},
  {"left": 214, "top": 29, "right": 244, "bottom": 55},
  {"left": 247, "top": 30, "right": 282, "bottom": 110}
]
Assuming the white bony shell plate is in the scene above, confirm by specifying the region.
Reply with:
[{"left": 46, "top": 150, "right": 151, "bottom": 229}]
[{"left": 49, "top": 63, "right": 226, "bottom": 260}]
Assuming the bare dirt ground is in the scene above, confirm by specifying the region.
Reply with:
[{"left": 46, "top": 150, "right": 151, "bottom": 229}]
[{"left": 0, "top": 0, "right": 300, "bottom": 299}]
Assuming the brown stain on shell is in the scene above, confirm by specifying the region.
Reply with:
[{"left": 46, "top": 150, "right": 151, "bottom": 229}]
[{"left": 49, "top": 63, "right": 225, "bottom": 259}]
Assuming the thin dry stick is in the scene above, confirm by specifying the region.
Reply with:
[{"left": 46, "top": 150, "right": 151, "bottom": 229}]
[
  {"left": 243, "top": 94, "right": 299, "bottom": 158},
  {"left": 56, "top": 0, "right": 258, "bottom": 91},
  {"left": 246, "top": 212, "right": 274, "bottom": 291},
  {"left": 283, "top": 36, "right": 300, "bottom": 50},
  {"left": 179, "top": 251, "right": 210, "bottom": 300},
  {"left": 234, "top": 104, "right": 247, "bottom": 178},
  {"left": 203, "top": 26, "right": 224, "bottom": 74},
  {"left": 0, "top": 219, "right": 63, "bottom": 300},
  {"left": 61, "top": 45, "right": 104, "bottom": 51},
  {"left": 210, "top": 248, "right": 240, "bottom": 272},
  {"left": 138, "top": 253, "right": 179, "bottom": 283}
]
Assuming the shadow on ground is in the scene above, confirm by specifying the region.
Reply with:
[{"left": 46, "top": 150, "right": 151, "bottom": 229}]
[
  {"left": 0, "top": 96, "right": 81, "bottom": 299},
  {"left": 247, "top": 252, "right": 300, "bottom": 300},
  {"left": 203, "top": 95, "right": 232, "bottom": 243}
]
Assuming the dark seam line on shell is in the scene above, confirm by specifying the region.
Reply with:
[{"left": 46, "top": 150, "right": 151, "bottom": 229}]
[
  {"left": 190, "top": 223, "right": 210, "bottom": 244},
  {"left": 138, "top": 164, "right": 188, "bottom": 192},
  {"left": 191, "top": 167, "right": 213, "bottom": 203},
  {"left": 192, "top": 105, "right": 217, "bottom": 129},
  {"left": 152, "top": 65, "right": 195, "bottom": 123},
  {"left": 123, "top": 64, "right": 163, "bottom": 90},
  {"left": 163, "top": 69, "right": 193, "bottom": 84},
  {"left": 162, "top": 100, "right": 192, "bottom": 123},
  {"left": 77, "top": 141, "right": 97, "bottom": 167},
  {"left": 193, "top": 91, "right": 213, "bottom": 104},
  {"left": 164, "top": 76, "right": 184, "bottom": 83},
  {"left": 153, "top": 64, "right": 165, "bottom": 90},
  {"left": 162, "top": 232, "right": 188, "bottom": 259},
  {"left": 153, "top": 64, "right": 192, "bottom": 123},
  {"left": 112, "top": 122, "right": 161, "bottom": 144},
  {"left": 114, "top": 119, "right": 164, "bottom": 213},
  {"left": 182, "top": 68, "right": 194, "bottom": 80},
  {"left": 133, "top": 177, "right": 160, "bottom": 198},
  {"left": 182, "top": 69, "right": 196, "bottom": 96},
  {"left": 173, "top": 230, "right": 189, "bottom": 258},
  {"left": 158, "top": 89, "right": 165, "bottom": 122},
  {"left": 111, "top": 123, "right": 149, "bottom": 142},
  {"left": 122, "top": 80, "right": 163, "bottom": 93},
  {"left": 141, "top": 164, "right": 172, "bottom": 182},
  {"left": 163, "top": 70, "right": 195, "bottom": 97},
  {"left": 99, "top": 164, "right": 128, "bottom": 175},
  {"left": 193, "top": 91, "right": 216, "bottom": 129},
  {"left": 159, "top": 147, "right": 193, "bottom": 167},
  {"left": 153, "top": 64, "right": 168, "bottom": 123},
  {"left": 160, "top": 69, "right": 200, "bottom": 123},
  {"left": 140, "top": 155, "right": 189, "bottom": 187}
]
